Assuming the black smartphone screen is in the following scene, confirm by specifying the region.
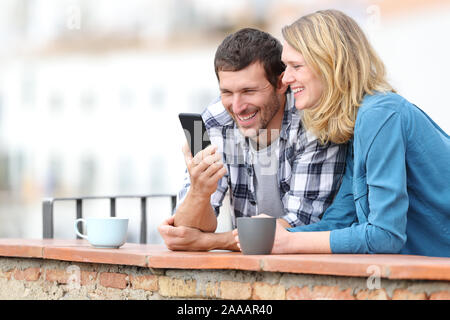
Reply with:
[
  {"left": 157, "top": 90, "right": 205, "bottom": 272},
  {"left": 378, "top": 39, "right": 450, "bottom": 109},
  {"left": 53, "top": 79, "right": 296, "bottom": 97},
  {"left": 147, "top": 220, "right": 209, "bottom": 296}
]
[{"left": 178, "top": 113, "right": 211, "bottom": 156}]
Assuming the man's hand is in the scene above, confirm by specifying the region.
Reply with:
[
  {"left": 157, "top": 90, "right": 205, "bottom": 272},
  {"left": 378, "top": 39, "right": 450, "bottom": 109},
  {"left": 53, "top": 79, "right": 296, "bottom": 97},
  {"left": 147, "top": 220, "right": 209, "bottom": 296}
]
[
  {"left": 173, "top": 143, "right": 226, "bottom": 232},
  {"left": 183, "top": 143, "right": 227, "bottom": 199},
  {"left": 158, "top": 216, "right": 239, "bottom": 251},
  {"left": 159, "top": 216, "right": 210, "bottom": 251}
]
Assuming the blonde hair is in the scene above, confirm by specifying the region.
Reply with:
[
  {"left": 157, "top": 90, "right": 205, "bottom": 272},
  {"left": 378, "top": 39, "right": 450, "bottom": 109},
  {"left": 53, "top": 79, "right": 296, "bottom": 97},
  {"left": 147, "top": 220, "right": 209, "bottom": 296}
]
[{"left": 282, "top": 9, "right": 395, "bottom": 144}]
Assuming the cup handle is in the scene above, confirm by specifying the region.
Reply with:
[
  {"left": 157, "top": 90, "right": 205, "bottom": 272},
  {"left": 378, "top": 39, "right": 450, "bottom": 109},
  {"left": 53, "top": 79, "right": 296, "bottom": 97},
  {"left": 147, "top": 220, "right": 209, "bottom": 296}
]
[{"left": 74, "top": 218, "right": 88, "bottom": 239}]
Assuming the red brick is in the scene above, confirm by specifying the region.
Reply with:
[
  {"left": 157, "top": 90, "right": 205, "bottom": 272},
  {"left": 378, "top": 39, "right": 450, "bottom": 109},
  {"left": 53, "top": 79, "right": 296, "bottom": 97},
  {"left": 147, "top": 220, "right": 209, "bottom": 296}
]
[
  {"left": 130, "top": 274, "right": 158, "bottom": 291},
  {"left": 200, "top": 282, "right": 220, "bottom": 298},
  {"left": 80, "top": 271, "right": 97, "bottom": 286},
  {"left": 158, "top": 276, "right": 197, "bottom": 297},
  {"left": 45, "top": 268, "right": 97, "bottom": 286},
  {"left": 219, "top": 281, "right": 252, "bottom": 300},
  {"left": 252, "top": 282, "right": 285, "bottom": 300},
  {"left": 314, "top": 286, "right": 355, "bottom": 300},
  {"left": 2, "top": 239, "right": 450, "bottom": 282},
  {"left": 0, "top": 239, "right": 44, "bottom": 258},
  {"left": 13, "top": 268, "right": 41, "bottom": 281},
  {"left": 286, "top": 286, "right": 354, "bottom": 300},
  {"left": 44, "top": 246, "right": 147, "bottom": 267},
  {"left": 99, "top": 272, "right": 128, "bottom": 289},
  {"left": 0, "top": 270, "right": 13, "bottom": 280},
  {"left": 392, "top": 289, "right": 427, "bottom": 300},
  {"left": 262, "top": 254, "right": 450, "bottom": 281},
  {"left": 45, "top": 269, "right": 69, "bottom": 284},
  {"left": 429, "top": 291, "right": 450, "bottom": 300},
  {"left": 286, "top": 286, "right": 310, "bottom": 300},
  {"left": 356, "top": 289, "right": 389, "bottom": 300},
  {"left": 147, "top": 250, "right": 261, "bottom": 271}
]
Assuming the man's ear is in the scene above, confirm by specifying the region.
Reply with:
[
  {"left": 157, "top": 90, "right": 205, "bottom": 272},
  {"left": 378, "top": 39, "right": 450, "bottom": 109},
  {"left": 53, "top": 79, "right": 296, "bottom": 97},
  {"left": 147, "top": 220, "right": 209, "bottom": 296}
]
[{"left": 276, "top": 71, "right": 289, "bottom": 94}]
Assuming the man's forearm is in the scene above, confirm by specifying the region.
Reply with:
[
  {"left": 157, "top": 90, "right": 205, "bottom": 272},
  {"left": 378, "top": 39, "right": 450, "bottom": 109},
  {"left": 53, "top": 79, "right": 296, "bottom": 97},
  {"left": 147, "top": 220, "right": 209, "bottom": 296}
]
[
  {"left": 173, "top": 190, "right": 218, "bottom": 232},
  {"left": 204, "top": 231, "right": 239, "bottom": 251}
]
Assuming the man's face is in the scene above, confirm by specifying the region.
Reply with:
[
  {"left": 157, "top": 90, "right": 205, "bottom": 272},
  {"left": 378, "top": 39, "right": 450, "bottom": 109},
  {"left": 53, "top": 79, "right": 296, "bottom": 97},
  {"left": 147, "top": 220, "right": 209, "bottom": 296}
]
[{"left": 218, "top": 62, "right": 284, "bottom": 140}]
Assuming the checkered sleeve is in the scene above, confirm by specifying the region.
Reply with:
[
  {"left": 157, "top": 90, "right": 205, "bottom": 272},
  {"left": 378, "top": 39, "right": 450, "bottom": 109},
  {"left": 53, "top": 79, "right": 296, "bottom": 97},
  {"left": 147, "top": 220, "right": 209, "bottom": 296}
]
[{"left": 282, "top": 131, "right": 347, "bottom": 227}]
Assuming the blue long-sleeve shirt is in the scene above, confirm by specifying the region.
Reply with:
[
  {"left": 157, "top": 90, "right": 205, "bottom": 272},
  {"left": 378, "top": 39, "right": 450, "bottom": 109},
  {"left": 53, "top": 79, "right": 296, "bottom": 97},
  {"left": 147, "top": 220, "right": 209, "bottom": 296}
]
[{"left": 288, "top": 92, "right": 450, "bottom": 257}]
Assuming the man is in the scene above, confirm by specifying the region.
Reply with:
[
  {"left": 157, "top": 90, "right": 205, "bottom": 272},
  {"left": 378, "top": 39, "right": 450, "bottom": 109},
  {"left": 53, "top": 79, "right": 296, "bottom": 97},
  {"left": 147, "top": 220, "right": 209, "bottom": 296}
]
[{"left": 158, "top": 28, "right": 347, "bottom": 251}]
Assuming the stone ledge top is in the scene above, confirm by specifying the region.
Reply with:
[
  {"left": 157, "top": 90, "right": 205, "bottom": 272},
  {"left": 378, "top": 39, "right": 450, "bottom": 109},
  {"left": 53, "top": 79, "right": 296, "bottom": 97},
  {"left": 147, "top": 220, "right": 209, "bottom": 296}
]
[{"left": 0, "top": 238, "right": 449, "bottom": 281}]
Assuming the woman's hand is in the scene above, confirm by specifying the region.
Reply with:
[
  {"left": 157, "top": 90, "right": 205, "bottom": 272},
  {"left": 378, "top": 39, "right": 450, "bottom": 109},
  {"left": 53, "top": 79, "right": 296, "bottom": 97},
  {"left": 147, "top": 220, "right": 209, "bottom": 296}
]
[{"left": 270, "top": 219, "right": 293, "bottom": 254}]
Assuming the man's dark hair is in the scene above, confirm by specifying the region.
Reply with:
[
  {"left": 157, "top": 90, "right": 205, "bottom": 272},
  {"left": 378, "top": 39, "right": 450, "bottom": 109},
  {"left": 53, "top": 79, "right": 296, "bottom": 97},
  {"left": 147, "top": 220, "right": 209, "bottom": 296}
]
[{"left": 214, "top": 28, "right": 286, "bottom": 88}]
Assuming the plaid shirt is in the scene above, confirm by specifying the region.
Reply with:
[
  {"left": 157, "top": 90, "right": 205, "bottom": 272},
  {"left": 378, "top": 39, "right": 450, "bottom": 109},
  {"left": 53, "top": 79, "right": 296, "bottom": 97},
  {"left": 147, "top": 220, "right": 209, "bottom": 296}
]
[{"left": 177, "top": 92, "right": 347, "bottom": 228}]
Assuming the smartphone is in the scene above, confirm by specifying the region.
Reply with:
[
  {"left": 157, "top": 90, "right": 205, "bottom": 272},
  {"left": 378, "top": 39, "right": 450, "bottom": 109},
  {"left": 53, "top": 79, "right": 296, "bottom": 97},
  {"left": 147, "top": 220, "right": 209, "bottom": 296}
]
[{"left": 178, "top": 113, "right": 211, "bottom": 157}]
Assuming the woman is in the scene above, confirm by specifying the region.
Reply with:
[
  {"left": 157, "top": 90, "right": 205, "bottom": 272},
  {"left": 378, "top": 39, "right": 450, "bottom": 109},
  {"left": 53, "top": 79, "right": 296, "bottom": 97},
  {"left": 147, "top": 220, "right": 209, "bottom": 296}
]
[{"left": 234, "top": 10, "right": 450, "bottom": 257}]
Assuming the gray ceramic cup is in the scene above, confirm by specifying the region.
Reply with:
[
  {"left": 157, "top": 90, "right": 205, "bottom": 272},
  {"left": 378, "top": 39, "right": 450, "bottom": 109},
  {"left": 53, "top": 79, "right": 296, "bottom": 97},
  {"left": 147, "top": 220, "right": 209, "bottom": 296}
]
[
  {"left": 237, "top": 217, "right": 276, "bottom": 255},
  {"left": 74, "top": 217, "right": 129, "bottom": 249}
]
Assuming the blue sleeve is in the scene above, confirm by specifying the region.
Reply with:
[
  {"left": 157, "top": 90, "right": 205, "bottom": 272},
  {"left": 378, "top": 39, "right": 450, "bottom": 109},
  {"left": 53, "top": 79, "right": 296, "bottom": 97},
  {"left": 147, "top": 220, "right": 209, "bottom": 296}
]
[
  {"left": 287, "top": 143, "right": 357, "bottom": 233},
  {"left": 330, "top": 111, "right": 409, "bottom": 254}
]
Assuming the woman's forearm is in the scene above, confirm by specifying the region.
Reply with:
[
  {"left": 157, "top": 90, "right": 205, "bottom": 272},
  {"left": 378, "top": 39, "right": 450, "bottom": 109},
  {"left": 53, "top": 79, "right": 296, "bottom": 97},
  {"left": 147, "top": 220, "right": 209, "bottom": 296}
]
[{"left": 274, "top": 230, "right": 332, "bottom": 254}]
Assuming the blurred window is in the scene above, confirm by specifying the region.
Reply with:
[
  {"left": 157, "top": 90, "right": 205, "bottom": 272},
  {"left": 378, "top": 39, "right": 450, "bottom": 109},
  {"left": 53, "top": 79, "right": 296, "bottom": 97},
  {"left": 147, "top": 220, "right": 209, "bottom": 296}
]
[
  {"left": 0, "top": 153, "right": 11, "bottom": 190},
  {"left": 0, "top": 94, "right": 3, "bottom": 125},
  {"left": 150, "top": 87, "right": 165, "bottom": 110},
  {"left": 189, "top": 89, "right": 216, "bottom": 113},
  {"left": 118, "top": 157, "right": 134, "bottom": 193},
  {"left": 21, "top": 69, "right": 35, "bottom": 108},
  {"left": 79, "top": 156, "right": 97, "bottom": 194},
  {"left": 46, "top": 155, "right": 63, "bottom": 194},
  {"left": 49, "top": 92, "right": 64, "bottom": 113},
  {"left": 120, "top": 89, "right": 134, "bottom": 109},
  {"left": 80, "top": 90, "right": 96, "bottom": 112}
]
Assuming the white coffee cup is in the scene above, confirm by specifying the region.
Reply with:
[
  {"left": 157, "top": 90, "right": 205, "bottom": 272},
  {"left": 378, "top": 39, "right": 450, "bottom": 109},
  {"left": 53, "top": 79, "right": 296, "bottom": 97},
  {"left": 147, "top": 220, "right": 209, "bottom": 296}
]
[{"left": 74, "top": 217, "right": 129, "bottom": 249}]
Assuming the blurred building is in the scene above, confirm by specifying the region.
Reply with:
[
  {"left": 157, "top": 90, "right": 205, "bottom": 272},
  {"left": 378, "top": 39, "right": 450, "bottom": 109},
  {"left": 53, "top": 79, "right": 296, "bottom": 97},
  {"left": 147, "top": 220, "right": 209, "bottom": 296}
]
[{"left": 0, "top": 0, "right": 449, "bottom": 239}]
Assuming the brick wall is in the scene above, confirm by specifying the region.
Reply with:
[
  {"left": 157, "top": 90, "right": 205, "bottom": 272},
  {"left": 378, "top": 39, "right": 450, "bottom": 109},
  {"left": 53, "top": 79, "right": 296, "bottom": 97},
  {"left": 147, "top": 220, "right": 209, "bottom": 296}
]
[{"left": 0, "top": 257, "right": 448, "bottom": 300}]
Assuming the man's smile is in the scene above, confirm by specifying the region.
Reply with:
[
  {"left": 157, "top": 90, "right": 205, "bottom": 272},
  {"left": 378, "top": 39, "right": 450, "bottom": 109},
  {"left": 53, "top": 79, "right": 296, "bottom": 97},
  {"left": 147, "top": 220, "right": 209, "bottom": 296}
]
[{"left": 237, "top": 110, "right": 258, "bottom": 121}]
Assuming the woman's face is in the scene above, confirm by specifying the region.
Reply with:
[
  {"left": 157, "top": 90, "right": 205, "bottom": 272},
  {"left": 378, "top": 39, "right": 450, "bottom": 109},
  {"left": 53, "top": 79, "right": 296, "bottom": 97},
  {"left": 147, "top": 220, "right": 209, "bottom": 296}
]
[{"left": 281, "top": 41, "right": 324, "bottom": 111}]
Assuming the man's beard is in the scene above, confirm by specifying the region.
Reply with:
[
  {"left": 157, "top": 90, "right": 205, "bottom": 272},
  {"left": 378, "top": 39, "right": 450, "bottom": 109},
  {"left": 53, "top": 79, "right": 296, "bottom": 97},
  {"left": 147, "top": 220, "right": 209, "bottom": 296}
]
[{"left": 240, "top": 93, "right": 282, "bottom": 144}]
